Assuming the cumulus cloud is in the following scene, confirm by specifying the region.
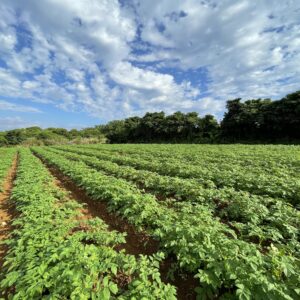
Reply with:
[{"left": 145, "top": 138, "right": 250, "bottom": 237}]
[
  {"left": 0, "top": 0, "right": 135, "bottom": 115},
  {"left": 131, "top": 0, "right": 300, "bottom": 103},
  {"left": 109, "top": 62, "right": 202, "bottom": 116},
  {"left": 0, "top": 0, "right": 299, "bottom": 126}
]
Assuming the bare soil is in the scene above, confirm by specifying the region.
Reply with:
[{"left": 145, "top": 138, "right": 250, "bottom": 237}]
[{"left": 0, "top": 155, "right": 18, "bottom": 268}]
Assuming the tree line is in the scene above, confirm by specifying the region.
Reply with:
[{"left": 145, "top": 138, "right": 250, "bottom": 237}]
[
  {"left": 221, "top": 90, "right": 300, "bottom": 142},
  {"left": 101, "top": 90, "right": 300, "bottom": 143},
  {"left": 100, "top": 112, "right": 219, "bottom": 143},
  {"left": 0, "top": 90, "right": 299, "bottom": 146}
]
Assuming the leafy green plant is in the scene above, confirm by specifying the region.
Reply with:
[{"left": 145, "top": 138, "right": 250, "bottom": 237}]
[
  {"left": 1, "top": 149, "right": 176, "bottom": 299},
  {"left": 33, "top": 146, "right": 300, "bottom": 299},
  {"left": 0, "top": 148, "right": 16, "bottom": 192}
]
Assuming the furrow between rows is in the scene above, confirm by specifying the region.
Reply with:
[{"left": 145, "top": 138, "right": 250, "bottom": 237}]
[
  {"left": 0, "top": 154, "right": 18, "bottom": 269},
  {"left": 34, "top": 151, "right": 197, "bottom": 299}
]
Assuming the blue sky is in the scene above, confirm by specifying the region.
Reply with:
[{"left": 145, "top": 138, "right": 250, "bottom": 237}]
[{"left": 0, "top": 0, "right": 299, "bottom": 130}]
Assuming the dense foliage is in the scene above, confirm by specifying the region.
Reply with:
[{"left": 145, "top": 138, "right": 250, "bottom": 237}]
[
  {"left": 0, "top": 148, "right": 16, "bottom": 191},
  {"left": 0, "top": 90, "right": 299, "bottom": 146},
  {"left": 95, "top": 90, "right": 300, "bottom": 143},
  {"left": 101, "top": 112, "right": 219, "bottom": 143},
  {"left": 221, "top": 91, "right": 300, "bottom": 142},
  {"left": 0, "top": 126, "right": 106, "bottom": 147},
  {"left": 32, "top": 144, "right": 300, "bottom": 299}
]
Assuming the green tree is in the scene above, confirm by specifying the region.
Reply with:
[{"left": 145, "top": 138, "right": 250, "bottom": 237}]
[
  {"left": 102, "top": 120, "right": 127, "bottom": 143},
  {"left": 0, "top": 133, "right": 7, "bottom": 146},
  {"left": 200, "top": 114, "right": 220, "bottom": 141},
  {"left": 5, "top": 129, "right": 26, "bottom": 145},
  {"left": 140, "top": 112, "right": 166, "bottom": 141}
]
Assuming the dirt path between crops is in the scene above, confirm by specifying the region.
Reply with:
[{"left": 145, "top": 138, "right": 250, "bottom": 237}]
[
  {"left": 35, "top": 154, "right": 160, "bottom": 256},
  {"left": 35, "top": 152, "right": 197, "bottom": 300},
  {"left": 0, "top": 155, "right": 18, "bottom": 269}
]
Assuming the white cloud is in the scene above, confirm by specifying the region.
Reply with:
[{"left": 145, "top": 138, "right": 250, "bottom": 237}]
[
  {"left": 0, "top": 0, "right": 145, "bottom": 121},
  {"left": 108, "top": 62, "right": 204, "bottom": 117},
  {"left": 111, "top": 62, "right": 175, "bottom": 91},
  {"left": 0, "top": 68, "right": 22, "bottom": 96},
  {"left": 0, "top": 116, "right": 39, "bottom": 130},
  {"left": 0, "top": 29, "right": 16, "bottom": 52},
  {"left": 0, "top": 100, "right": 41, "bottom": 113},
  {"left": 132, "top": 0, "right": 300, "bottom": 104},
  {"left": 0, "top": 0, "right": 299, "bottom": 125},
  {"left": 22, "top": 81, "right": 41, "bottom": 89}
]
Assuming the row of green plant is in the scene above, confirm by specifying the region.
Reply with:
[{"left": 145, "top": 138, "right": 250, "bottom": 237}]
[
  {"left": 1, "top": 148, "right": 176, "bottom": 299},
  {"left": 49, "top": 146, "right": 300, "bottom": 250},
  {"left": 54, "top": 145, "right": 300, "bottom": 206},
  {"left": 88, "top": 144, "right": 300, "bottom": 197},
  {"left": 0, "top": 148, "right": 16, "bottom": 191},
  {"left": 33, "top": 147, "right": 300, "bottom": 300},
  {"left": 80, "top": 144, "right": 299, "bottom": 177}
]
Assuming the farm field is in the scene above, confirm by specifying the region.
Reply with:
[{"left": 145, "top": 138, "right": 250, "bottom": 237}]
[{"left": 0, "top": 144, "right": 299, "bottom": 299}]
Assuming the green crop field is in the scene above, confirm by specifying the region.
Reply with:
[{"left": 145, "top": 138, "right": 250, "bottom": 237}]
[{"left": 0, "top": 144, "right": 299, "bottom": 299}]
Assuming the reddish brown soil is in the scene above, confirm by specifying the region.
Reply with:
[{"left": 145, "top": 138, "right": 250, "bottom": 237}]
[
  {"left": 160, "top": 256, "right": 198, "bottom": 300},
  {"left": 0, "top": 155, "right": 18, "bottom": 268},
  {"left": 35, "top": 153, "right": 198, "bottom": 299}
]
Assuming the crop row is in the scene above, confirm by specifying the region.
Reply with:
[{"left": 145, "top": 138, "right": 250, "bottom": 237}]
[
  {"left": 82, "top": 145, "right": 300, "bottom": 196},
  {"left": 49, "top": 146, "right": 300, "bottom": 250},
  {"left": 54, "top": 145, "right": 300, "bottom": 206},
  {"left": 0, "top": 148, "right": 16, "bottom": 191},
  {"left": 1, "top": 148, "right": 176, "bottom": 299},
  {"left": 33, "top": 147, "right": 300, "bottom": 300},
  {"left": 80, "top": 144, "right": 300, "bottom": 176}
]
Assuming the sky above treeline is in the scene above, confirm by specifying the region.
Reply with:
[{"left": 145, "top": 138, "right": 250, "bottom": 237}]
[{"left": 0, "top": 0, "right": 299, "bottom": 130}]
